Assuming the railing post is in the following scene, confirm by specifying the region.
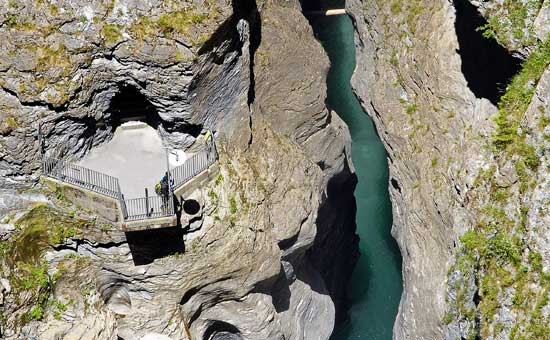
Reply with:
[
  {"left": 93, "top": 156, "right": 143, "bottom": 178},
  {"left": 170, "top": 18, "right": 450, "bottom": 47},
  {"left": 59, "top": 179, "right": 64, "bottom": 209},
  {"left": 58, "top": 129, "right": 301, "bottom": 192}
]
[
  {"left": 145, "top": 188, "right": 150, "bottom": 217},
  {"left": 165, "top": 147, "right": 175, "bottom": 216},
  {"left": 117, "top": 181, "right": 128, "bottom": 220}
]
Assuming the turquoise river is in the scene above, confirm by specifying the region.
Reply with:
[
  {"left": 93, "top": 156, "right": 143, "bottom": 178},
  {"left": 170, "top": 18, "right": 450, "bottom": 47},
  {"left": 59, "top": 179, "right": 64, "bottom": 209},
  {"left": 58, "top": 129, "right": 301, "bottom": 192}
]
[{"left": 308, "top": 8, "right": 404, "bottom": 340}]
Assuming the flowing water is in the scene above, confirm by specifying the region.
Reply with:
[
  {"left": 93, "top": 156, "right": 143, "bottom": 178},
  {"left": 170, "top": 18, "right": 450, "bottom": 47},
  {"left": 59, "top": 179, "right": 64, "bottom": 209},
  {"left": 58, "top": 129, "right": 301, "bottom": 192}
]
[{"left": 308, "top": 10, "right": 404, "bottom": 340}]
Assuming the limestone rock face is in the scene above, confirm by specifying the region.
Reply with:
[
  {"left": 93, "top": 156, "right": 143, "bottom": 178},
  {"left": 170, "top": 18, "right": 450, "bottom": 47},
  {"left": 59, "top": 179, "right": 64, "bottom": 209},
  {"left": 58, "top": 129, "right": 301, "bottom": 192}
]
[
  {"left": 0, "top": 1, "right": 357, "bottom": 339},
  {"left": 469, "top": 0, "right": 545, "bottom": 56},
  {"left": 349, "top": 0, "right": 550, "bottom": 339}
]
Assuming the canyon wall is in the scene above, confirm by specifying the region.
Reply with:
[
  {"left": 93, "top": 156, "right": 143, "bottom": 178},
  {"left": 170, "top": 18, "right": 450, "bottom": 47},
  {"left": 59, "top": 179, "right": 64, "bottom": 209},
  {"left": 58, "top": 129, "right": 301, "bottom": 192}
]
[
  {"left": 0, "top": 0, "right": 357, "bottom": 339},
  {"left": 349, "top": 0, "right": 550, "bottom": 339}
]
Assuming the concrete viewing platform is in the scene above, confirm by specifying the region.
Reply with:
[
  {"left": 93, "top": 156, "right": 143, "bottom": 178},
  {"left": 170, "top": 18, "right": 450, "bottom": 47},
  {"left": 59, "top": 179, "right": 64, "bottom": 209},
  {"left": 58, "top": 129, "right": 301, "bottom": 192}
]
[
  {"left": 41, "top": 120, "right": 218, "bottom": 230},
  {"left": 78, "top": 122, "right": 187, "bottom": 199}
]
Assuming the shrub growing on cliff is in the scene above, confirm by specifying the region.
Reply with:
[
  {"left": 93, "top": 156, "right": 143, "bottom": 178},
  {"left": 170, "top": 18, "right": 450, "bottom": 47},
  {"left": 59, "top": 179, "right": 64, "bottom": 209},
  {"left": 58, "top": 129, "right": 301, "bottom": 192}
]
[
  {"left": 493, "top": 37, "right": 550, "bottom": 152},
  {"left": 460, "top": 230, "right": 483, "bottom": 254},
  {"left": 12, "top": 261, "right": 55, "bottom": 323},
  {"left": 484, "top": 232, "right": 521, "bottom": 265}
]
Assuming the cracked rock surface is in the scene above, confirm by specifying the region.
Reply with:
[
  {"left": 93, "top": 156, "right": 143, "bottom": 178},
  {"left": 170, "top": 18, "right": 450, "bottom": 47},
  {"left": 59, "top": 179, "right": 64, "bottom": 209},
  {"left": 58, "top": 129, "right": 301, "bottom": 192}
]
[
  {"left": 349, "top": 0, "right": 550, "bottom": 339},
  {"left": 0, "top": 1, "right": 357, "bottom": 339}
]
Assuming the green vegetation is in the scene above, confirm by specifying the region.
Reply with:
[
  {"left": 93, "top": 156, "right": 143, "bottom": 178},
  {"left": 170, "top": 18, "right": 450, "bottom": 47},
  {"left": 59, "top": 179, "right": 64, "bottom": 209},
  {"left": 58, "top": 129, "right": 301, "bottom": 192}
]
[
  {"left": 383, "top": 0, "right": 430, "bottom": 35},
  {"left": 208, "top": 189, "right": 218, "bottom": 201},
  {"left": 405, "top": 102, "right": 417, "bottom": 115},
  {"left": 35, "top": 44, "right": 73, "bottom": 80},
  {"left": 3, "top": 14, "right": 37, "bottom": 31},
  {"left": 48, "top": 4, "right": 59, "bottom": 16},
  {"left": 12, "top": 204, "right": 83, "bottom": 253},
  {"left": 229, "top": 196, "right": 237, "bottom": 215},
  {"left": 537, "top": 113, "right": 550, "bottom": 130},
  {"left": 129, "top": 16, "right": 157, "bottom": 41},
  {"left": 157, "top": 8, "right": 207, "bottom": 36},
  {"left": 5, "top": 14, "right": 18, "bottom": 28},
  {"left": 389, "top": 50, "right": 398, "bottom": 67},
  {"left": 1, "top": 115, "right": 20, "bottom": 134},
  {"left": 14, "top": 261, "right": 50, "bottom": 291},
  {"left": 476, "top": 24, "right": 496, "bottom": 40},
  {"left": 0, "top": 204, "right": 92, "bottom": 325},
  {"left": 101, "top": 23, "right": 122, "bottom": 45},
  {"left": 390, "top": 1, "right": 402, "bottom": 15},
  {"left": 128, "top": 8, "right": 208, "bottom": 41},
  {"left": 447, "top": 36, "right": 550, "bottom": 337},
  {"left": 215, "top": 173, "right": 224, "bottom": 186},
  {"left": 4, "top": 115, "right": 19, "bottom": 129},
  {"left": 442, "top": 312, "right": 454, "bottom": 325},
  {"left": 50, "top": 224, "right": 76, "bottom": 245},
  {"left": 29, "top": 305, "right": 44, "bottom": 320},
  {"left": 493, "top": 37, "right": 550, "bottom": 153},
  {"left": 477, "top": 0, "right": 543, "bottom": 48},
  {"left": 11, "top": 260, "right": 54, "bottom": 323},
  {"left": 50, "top": 299, "right": 68, "bottom": 320}
]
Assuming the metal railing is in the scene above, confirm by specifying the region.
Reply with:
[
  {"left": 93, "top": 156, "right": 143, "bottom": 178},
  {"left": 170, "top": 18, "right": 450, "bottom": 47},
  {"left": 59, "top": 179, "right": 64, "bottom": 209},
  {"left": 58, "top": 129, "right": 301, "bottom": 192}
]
[
  {"left": 42, "top": 156, "right": 121, "bottom": 198},
  {"left": 123, "top": 195, "right": 174, "bottom": 222},
  {"left": 42, "top": 139, "right": 218, "bottom": 224},
  {"left": 171, "top": 142, "right": 218, "bottom": 189}
]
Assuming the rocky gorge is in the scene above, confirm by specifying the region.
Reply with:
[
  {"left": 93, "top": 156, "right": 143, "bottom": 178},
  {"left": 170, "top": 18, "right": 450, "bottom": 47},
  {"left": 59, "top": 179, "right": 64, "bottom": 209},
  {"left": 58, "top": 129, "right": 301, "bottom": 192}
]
[
  {"left": 0, "top": 0, "right": 357, "bottom": 339},
  {"left": 348, "top": 0, "right": 550, "bottom": 339},
  {"left": 2, "top": 0, "right": 550, "bottom": 339}
]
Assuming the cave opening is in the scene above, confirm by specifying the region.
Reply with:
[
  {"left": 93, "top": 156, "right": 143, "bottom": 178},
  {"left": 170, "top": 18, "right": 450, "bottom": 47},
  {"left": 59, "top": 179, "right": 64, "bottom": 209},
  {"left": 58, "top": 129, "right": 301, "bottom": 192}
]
[
  {"left": 107, "top": 83, "right": 162, "bottom": 130},
  {"left": 183, "top": 199, "right": 201, "bottom": 215},
  {"left": 453, "top": 0, "right": 522, "bottom": 105}
]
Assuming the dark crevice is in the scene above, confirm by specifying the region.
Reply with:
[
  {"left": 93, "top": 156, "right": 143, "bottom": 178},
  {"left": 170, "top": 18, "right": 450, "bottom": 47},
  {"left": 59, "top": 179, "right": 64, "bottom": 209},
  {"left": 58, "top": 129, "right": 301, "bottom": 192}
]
[
  {"left": 106, "top": 82, "right": 204, "bottom": 135},
  {"left": 269, "top": 264, "right": 291, "bottom": 313},
  {"left": 390, "top": 178, "right": 402, "bottom": 193},
  {"left": 247, "top": 9, "right": 260, "bottom": 106},
  {"left": 247, "top": 115, "right": 253, "bottom": 147},
  {"left": 453, "top": 0, "right": 522, "bottom": 105},
  {"left": 180, "top": 286, "right": 201, "bottom": 306},
  {"left": 472, "top": 270, "right": 482, "bottom": 340},
  {"left": 52, "top": 237, "right": 127, "bottom": 253},
  {"left": 316, "top": 160, "right": 327, "bottom": 171},
  {"left": 232, "top": 0, "right": 261, "bottom": 106},
  {"left": 277, "top": 233, "right": 300, "bottom": 251},
  {"left": 306, "top": 156, "right": 358, "bottom": 325},
  {"left": 174, "top": 123, "right": 203, "bottom": 137},
  {"left": 454, "top": 184, "right": 462, "bottom": 196}
]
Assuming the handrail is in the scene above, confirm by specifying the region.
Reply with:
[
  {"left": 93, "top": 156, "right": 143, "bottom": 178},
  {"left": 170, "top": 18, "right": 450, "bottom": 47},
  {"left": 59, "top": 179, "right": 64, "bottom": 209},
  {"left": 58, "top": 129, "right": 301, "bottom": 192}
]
[
  {"left": 42, "top": 156, "right": 121, "bottom": 198},
  {"left": 124, "top": 195, "right": 174, "bottom": 221},
  {"left": 170, "top": 141, "right": 218, "bottom": 190},
  {"left": 41, "top": 139, "right": 218, "bottom": 223}
]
